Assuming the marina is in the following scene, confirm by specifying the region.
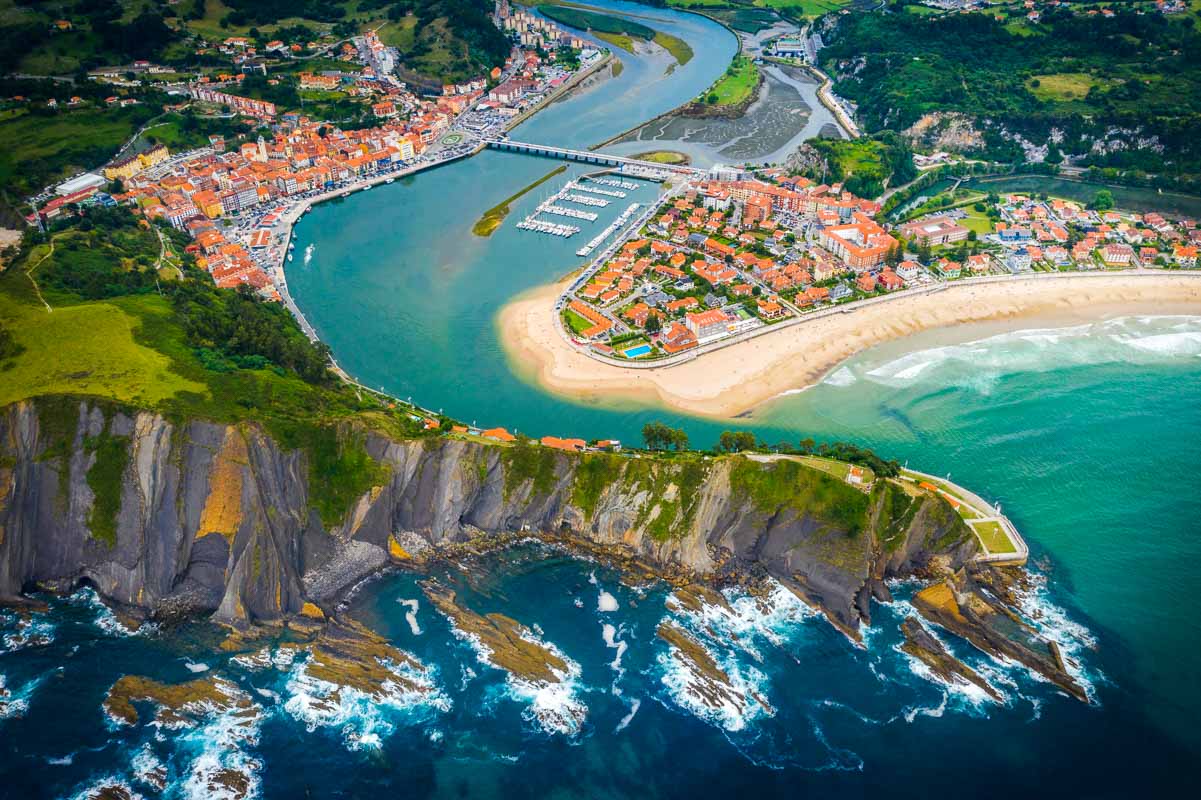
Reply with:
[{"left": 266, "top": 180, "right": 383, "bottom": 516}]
[
  {"left": 564, "top": 193, "right": 609, "bottom": 207},
  {"left": 575, "top": 201, "right": 642, "bottom": 257},
  {"left": 540, "top": 204, "right": 599, "bottom": 221},
  {"left": 592, "top": 177, "right": 640, "bottom": 190},
  {"left": 517, "top": 218, "right": 580, "bottom": 237},
  {"left": 575, "top": 183, "right": 627, "bottom": 198}
]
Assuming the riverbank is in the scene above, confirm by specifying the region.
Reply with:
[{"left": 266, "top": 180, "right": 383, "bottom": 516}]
[{"left": 499, "top": 270, "right": 1201, "bottom": 418}]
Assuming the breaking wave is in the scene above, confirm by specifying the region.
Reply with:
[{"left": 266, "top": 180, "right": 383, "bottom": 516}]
[
  {"left": 826, "top": 315, "right": 1201, "bottom": 392},
  {"left": 449, "top": 623, "right": 588, "bottom": 737},
  {"left": 281, "top": 651, "right": 451, "bottom": 751}
]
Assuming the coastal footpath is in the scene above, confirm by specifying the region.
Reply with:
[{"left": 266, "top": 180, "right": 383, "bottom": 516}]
[{"left": 500, "top": 270, "right": 1201, "bottom": 418}]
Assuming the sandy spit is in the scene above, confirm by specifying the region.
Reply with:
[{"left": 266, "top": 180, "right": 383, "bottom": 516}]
[{"left": 497, "top": 273, "right": 1201, "bottom": 419}]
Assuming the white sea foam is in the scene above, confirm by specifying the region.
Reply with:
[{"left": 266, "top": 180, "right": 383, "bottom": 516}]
[
  {"left": 69, "top": 587, "right": 153, "bottom": 637},
  {"left": 175, "top": 690, "right": 263, "bottom": 800},
  {"left": 0, "top": 612, "right": 55, "bottom": 653},
  {"left": 184, "top": 661, "right": 210, "bottom": 674},
  {"left": 597, "top": 591, "right": 619, "bottom": 613},
  {"left": 0, "top": 672, "right": 43, "bottom": 720},
  {"left": 1009, "top": 570, "right": 1102, "bottom": 703},
  {"left": 282, "top": 653, "right": 450, "bottom": 750},
  {"left": 448, "top": 620, "right": 587, "bottom": 736},
  {"left": 670, "top": 578, "right": 816, "bottom": 663},
  {"left": 254, "top": 688, "right": 280, "bottom": 703},
  {"left": 850, "top": 315, "right": 1201, "bottom": 392},
  {"left": 602, "top": 623, "right": 627, "bottom": 672},
  {"left": 398, "top": 598, "right": 423, "bottom": 635},
  {"left": 822, "top": 365, "right": 857, "bottom": 387},
  {"left": 47, "top": 754, "right": 74, "bottom": 766},
  {"left": 231, "top": 646, "right": 296, "bottom": 672},
  {"left": 130, "top": 744, "right": 166, "bottom": 792},
  {"left": 657, "top": 637, "right": 771, "bottom": 733},
  {"left": 615, "top": 697, "right": 641, "bottom": 733}
]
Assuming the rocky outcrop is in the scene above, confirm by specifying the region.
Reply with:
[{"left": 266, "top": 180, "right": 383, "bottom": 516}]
[
  {"left": 902, "top": 112, "right": 986, "bottom": 153},
  {"left": 912, "top": 569, "right": 1088, "bottom": 702},
  {"left": 0, "top": 398, "right": 976, "bottom": 640},
  {"left": 899, "top": 617, "right": 1000, "bottom": 701}
]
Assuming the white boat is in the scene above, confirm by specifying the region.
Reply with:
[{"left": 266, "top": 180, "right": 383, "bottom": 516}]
[
  {"left": 287, "top": 254, "right": 293, "bottom": 262},
  {"left": 340, "top": 191, "right": 351, "bottom": 198},
  {"left": 385, "top": 178, "right": 395, "bottom": 184}
]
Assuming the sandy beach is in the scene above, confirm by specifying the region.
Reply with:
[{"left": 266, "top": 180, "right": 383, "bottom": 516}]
[{"left": 498, "top": 272, "right": 1201, "bottom": 419}]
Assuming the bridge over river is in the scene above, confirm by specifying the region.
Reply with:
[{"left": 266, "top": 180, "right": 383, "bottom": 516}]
[{"left": 483, "top": 137, "right": 705, "bottom": 177}]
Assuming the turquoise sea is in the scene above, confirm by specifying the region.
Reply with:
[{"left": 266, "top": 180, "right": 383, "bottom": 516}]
[{"left": 3, "top": 3, "right": 1201, "bottom": 796}]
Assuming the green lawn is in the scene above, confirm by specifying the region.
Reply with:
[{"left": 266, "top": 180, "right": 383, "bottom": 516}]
[
  {"left": 703, "top": 56, "right": 758, "bottom": 107},
  {"left": 1026, "top": 72, "right": 1106, "bottom": 102},
  {"left": 972, "top": 520, "right": 1017, "bottom": 554},
  {"left": 797, "top": 454, "right": 875, "bottom": 485},
  {"left": 960, "top": 207, "right": 995, "bottom": 235},
  {"left": 0, "top": 278, "right": 206, "bottom": 410},
  {"left": 562, "top": 308, "right": 595, "bottom": 336}
]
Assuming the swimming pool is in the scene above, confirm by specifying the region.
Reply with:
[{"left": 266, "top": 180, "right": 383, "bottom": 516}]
[{"left": 623, "top": 344, "right": 652, "bottom": 358}]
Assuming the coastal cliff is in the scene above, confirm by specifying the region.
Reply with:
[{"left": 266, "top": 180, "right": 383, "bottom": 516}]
[{"left": 0, "top": 398, "right": 975, "bottom": 638}]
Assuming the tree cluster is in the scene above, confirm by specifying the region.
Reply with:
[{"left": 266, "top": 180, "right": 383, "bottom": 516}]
[{"left": 641, "top": 421, "right": 689, "bottom": 451}]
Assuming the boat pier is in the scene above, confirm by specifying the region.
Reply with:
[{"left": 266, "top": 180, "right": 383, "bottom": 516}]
[
  {"left": 516, "top": 218, "right": 579, "bottom": 237},
  {"left": 540, "top": 204, "right": 598, "bottom": 222},
  {"left": 564, "top": 193, "right": 609, "bottom": 207},
  {"left": 575, "top": 202, "right": 641, "bottom": 257},
  {"left": 576, "top": 184, "right": 627, "bottom": 199},
  {"left": 591, "top": 177, "right": 639, "bottom": 191}
]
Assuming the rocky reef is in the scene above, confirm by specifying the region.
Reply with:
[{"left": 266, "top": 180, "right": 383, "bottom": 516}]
[{"left": 911, "top": 568, "right": 1088, "bottom": 702}]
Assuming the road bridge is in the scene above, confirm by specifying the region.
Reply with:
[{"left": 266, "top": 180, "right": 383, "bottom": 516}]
[{"left": 483, "top": 138, "right": 704, "bottom": 177}]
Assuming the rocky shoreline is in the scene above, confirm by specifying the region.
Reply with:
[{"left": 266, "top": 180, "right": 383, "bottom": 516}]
[{"left": 0, "top": 397, "right": 1092, "bottom": 724}]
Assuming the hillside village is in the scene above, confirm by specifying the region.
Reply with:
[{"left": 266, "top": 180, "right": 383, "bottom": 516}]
[{"left": 25, "top": 4, "right": 604, "bottom": 293}]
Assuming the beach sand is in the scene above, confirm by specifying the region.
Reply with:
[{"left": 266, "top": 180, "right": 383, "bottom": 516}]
[{"left": 498, "top": 272, "right": 1201, "bottom": 419}]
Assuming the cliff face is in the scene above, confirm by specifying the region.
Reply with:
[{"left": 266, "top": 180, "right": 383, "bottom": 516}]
[{"left": 0, "top": 399, "right": 976, "bottom": 637}]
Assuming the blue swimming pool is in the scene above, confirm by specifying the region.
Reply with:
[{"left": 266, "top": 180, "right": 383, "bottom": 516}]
[{"left": 623, "top": 344, "right": 652, "bottom": 358}]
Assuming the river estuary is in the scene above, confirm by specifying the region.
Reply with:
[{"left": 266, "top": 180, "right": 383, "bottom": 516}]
[{"left": 3, "top": 2, "right": 1200, "bottom": 796}]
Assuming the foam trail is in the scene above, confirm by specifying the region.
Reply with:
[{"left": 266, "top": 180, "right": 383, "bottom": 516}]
[
  {"left": 615, "top": 698, "right": 641, "bottom": 732},
  {"left": 398, "top": 598, "right": 422, "bottom": 635},
  {"left": 602, "top": 623, "right": 628, "bottom": 671}
]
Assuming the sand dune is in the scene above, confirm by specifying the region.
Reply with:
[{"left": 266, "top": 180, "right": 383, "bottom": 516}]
[{"left": 497, "top": 272, "right": 1201, "bottom": 419}]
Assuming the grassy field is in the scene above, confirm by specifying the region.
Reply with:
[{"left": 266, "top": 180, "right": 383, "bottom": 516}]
[
  {"left": 0, "top": 259, "right": 207, "bottom": 410},
  {"left": 633, "top": 150, "right": 691, "bottom": 165},
  {"left": 0, "top": 106, "right": 154, "bottom": 198},
  {"left": 539, "top": 4, "right": 692, "bottom": 67},
  {"left": 1026, "top": 72, "right": 1107, "bottom": 102},
  {"left": 704, "top": 55, "right": 758, "bottom": 106},
  {"left": 797, "top": 454, "right": 875, "bottom": 485},
  {"left": 653, "top": 31, "right": 694, "bottom": 66},
  {"left": 960, "top": 206, "right": 994, "bottom": 235},
  {"left": 972, "top": 520, "right": 1017, "bottom": 554},
  {"left": 562, "top": 308, "right": 594, "bottom": 336},
  {"left": 472, "top": 166, "right": 566, "bottom": 237}
]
